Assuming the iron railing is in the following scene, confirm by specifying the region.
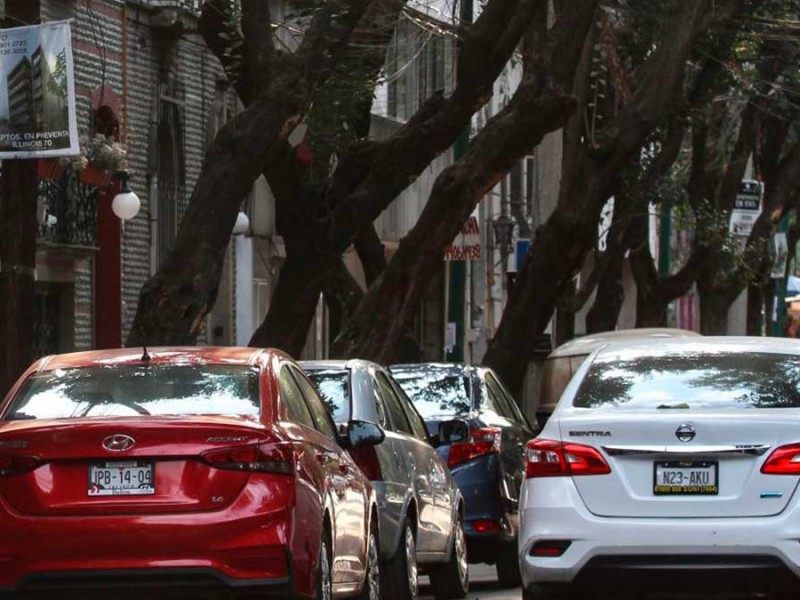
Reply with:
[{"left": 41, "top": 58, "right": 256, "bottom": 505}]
[{"left": 37, "top": 172, "right": 98, "bottom": 248}]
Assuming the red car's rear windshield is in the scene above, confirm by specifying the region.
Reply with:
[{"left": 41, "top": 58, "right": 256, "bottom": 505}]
[{"left": 3, "top": 364, "right": 260, "bottom": 421}]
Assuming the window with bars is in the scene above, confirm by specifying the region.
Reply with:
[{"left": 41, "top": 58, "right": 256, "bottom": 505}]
[{"left": 154, "top": 78, "right": 186, "bottom": 270}]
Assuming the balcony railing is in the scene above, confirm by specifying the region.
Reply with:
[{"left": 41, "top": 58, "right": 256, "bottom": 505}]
[{"left": 37, "top": 171, "right": 98, "bottom": 249}]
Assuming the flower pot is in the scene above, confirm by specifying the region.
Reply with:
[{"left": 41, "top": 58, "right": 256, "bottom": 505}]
[{"left": 79, "top": 165, "right": 111, "bottom": 188}]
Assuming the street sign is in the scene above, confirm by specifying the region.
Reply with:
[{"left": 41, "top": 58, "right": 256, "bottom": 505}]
[{"left": 729, "top": 180, "right": 763, "bottom": 239}]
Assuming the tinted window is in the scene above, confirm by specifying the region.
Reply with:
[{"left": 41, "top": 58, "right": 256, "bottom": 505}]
[
  {"left": 4, "top": 365, "right": 260, "bottom": 421},
  {"left": 574, "top": 351, "right": 800, "bottom": 410},
  {"left": 279, "top": 368, "right": 316, "bottom": 429},
  {"left": 486, "top": 373, "right": 524, "bottom": 424},
  {"left": 305, "top": 368, "right": 351, "bottom": 423},
  {"left": 392, "top": 369, "right": 472, "bottom": 419},
  {"left": 377, "top": 373, "right": 413, "bottom": 435},
  {"left": 390, "top": 379, "right": 429, "bottom": 440},
  {"left": 291, "top": 368, "right": 337, "bottom": 438}
]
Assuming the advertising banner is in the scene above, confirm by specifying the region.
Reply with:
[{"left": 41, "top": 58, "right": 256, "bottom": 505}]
[{"left": 0, "top": 21, "right": 78, "bottom": 158}]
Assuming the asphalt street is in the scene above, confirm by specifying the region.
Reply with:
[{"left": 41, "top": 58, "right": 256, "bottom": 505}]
[{"left": 419, "top": 564, "right": 520, "bottom": 600}]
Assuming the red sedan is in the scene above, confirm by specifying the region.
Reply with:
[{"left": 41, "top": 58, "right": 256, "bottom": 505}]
[{"left": 0, "top": 347, "right": 382, "bottom": 599}]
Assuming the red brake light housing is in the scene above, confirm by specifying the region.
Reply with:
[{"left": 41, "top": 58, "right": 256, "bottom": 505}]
[
  {"left": 0, "top": 454, "right": 43, "bottom": 477},
  {"left": 201, "top": 443, "right": 294, "bottom": 475},
  {"left": 761, "top": 443, "right": 800, "bottom": 475},
  {"left": 525, "top": 439, "right": 610, "bottom": 478},
  {"left": 447, "top": 427, "right": 501, "bottom": 468}
]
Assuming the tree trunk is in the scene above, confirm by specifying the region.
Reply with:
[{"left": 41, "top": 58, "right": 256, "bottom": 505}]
[
  {"left": 0, "top": 160, "right": 38, "bottom": 396},
  {"left": 586, "top": 252, "right": 625, "bottom": 333},
  {"left": 0, "top": 2, "right": 41, "bottom": 394},
  {"left": 129, "top": 89, "right": 309, "bottom": 346},
  {"left": 483, "top": 0, "right": 739, "bottom": 394},
  {"left": 698, "top": 284, "right": 730, "bottom": 335},
  {"left": 746, "top": 279, "right": 765, "bottom": 335}
]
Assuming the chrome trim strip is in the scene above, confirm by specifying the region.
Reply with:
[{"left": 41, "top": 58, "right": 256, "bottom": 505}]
[{"left": 601, "top": 444, "right": 771, "bottom": 457}]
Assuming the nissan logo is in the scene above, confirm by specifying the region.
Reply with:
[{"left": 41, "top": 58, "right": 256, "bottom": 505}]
[
  {"left": 102, "top": 434, "right": 136, "bottom": 452},
  {"left": 675, "top": 424, "right": 696, "bottom": 443}
]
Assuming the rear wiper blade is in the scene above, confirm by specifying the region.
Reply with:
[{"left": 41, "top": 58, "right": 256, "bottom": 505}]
[{"left": 656, "top": 403, "right": 690, "bottom": 409}]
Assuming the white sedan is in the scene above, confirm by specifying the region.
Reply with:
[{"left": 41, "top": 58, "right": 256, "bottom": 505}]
[{"left": 519, "top": 337, "right": 800, "bottom": 599}]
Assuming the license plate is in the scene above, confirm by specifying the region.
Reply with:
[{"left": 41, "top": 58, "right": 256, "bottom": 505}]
[
  {"left": 88, "top": 461, "right": 155, "bottom": 496},
  {"left": 653, "top": 461, "right": 718, "bottom": 495}
]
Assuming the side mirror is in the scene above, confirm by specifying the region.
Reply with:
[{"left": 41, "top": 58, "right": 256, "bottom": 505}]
[
  {"left": 347, "top": 420, "right": 385, "bottom": 448},
  {"left": 438, "top": 419, "right": 469, "bottom": 444}
]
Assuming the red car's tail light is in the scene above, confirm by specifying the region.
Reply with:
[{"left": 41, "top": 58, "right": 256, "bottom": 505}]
[
  {"left": 525, "top": 439, "right": 610, "bottom": 478},
  {"left": 761, "top": 443, "right": 800, "bottom": 475},
  {"left": 0, "top": 454, "right": 43, "bottom": 477},
  {"left": 202, "top": 443, "right": 294, "bottom": 475},
  {"left": 448, "top": 427, "right": 501, "bottom": 468},
  {"left": 348, "top": 446, "right": 383, "bottom": 481}
]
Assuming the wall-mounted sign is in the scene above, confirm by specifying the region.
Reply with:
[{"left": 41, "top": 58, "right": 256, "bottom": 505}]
[
  {"left": 444, "top": 216, "right": 481, "bottom": 261},
  {"left": 0, "top": 21, "right": 78, "bottom": 158}
]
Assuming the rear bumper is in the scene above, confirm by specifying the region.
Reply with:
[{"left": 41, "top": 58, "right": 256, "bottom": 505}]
[
  {"left": 0, "top": 487, "right": 298, "bottom": 596},
  {"left": 0, "top": 567, "right": 293, "bottom": 599},
  {"left": 519, "top": 478, "right": 800, "bottom": 590}
]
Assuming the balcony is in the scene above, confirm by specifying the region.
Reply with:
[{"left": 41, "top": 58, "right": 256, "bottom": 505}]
[{"left": 37, "top": 171, "right": 98, "bottom": 251}]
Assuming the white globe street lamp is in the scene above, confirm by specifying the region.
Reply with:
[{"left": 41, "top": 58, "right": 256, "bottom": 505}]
[{"left": 112, "top": 171, "right": 141, "bottom": 221}]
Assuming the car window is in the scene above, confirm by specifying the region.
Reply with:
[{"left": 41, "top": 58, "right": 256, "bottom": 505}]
[
  {"left": 372, "top": 383, "right": 391, "bottom": 430},
  {"left": 478, "top": 374, "right": 501, "bottom": 415},
  {"left": 290, "top": 367, "right": 337, "bottom": 439},
  {"left": 390, "top": 378, "right": 429, "bottom": 440},
  {"left": 486, "top": 373, "right": 523, "bottom": 424},
  {"left": 305, "top": 368, "right": 351, "bottom": 423},
  {"left": 391, "top": 368, "right": 472, "bottom": 419},
  {"left": 574, "top": 350, "right": 800, "bottom": 410},
  {"left": 3, "top": 365, "right": 261, "bottom": 421},
  {"left": 376, "top": 372, "right": 414, "bottom": 436},
  {"left": 279, "top": 367, "right": 316, "bottom": 429}
]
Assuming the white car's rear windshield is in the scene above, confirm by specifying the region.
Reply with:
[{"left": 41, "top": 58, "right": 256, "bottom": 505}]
[
  {"left": 574, "top": 352, "right": 800, "bottom": 410},
  {"left": 3, "top": 365, "right": 260, "bottom": 420}
]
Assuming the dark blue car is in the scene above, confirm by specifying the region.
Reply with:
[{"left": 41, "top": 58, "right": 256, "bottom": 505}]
[{"left": 390, "top": 363, "right": 538, "bottom": 588}]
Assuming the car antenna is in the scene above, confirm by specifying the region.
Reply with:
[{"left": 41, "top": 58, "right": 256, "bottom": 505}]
[{"left": 139, "top": 326, "right": 151, "bottom": 362}]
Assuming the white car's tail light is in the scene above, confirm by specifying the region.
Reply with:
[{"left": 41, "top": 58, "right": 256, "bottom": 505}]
[
  {"left": 201, "top": 443, "right": 294, "bottom": 475},
  {"left": 525, "top": 439, "right": 610, "bottom": 478},
  {"left": 761, "top": 443, "right": 800, "bottom": 475}
]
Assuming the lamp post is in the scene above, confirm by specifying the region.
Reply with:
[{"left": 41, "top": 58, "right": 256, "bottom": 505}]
[{"left": 492, "top": 214, "right": 515, "bottom": 259}]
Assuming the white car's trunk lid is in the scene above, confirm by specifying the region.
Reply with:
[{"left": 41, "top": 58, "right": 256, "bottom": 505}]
[{"left": 559, "top": 411, "right": 800, "bottom": 518}]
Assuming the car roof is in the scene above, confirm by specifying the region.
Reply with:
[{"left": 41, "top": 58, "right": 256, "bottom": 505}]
[
  {"left": 548, "top": 328, "right": 701, "bottom": 359},
  {"left": 34, "top": 346, "right": 277, "bottom": 372},
  {"left": 390, "top": 362, "right": 479, "bottom": 376},
  {"left": 299, "top": 359, "right": 381, "bottom": 372},
  {"left": 591, "top": 336, "right": 800, "bottom": 360}
]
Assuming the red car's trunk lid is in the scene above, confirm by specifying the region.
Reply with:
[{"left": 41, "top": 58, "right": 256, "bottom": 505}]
[{"left": 0, "top": 416, "right": 277, "bottom": 516}]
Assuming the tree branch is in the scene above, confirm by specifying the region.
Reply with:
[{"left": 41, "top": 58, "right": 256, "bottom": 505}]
[{"left": 241, "top": 0, "right": 274, "bottom": 98}]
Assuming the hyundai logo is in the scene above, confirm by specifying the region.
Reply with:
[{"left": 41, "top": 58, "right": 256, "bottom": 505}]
[
  {"left": 675, "top": 424, "right": 696, "bottom": 443},
  {"left": 102, "top": 434, "right": 136, "bottom": 452}
]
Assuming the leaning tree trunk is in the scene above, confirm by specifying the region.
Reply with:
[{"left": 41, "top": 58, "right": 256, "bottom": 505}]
[
  {"left": 483, "top": 0, "right": 741, "bottom": 395},
  {"left": 586, "top": 252, "right": 625, "bottom": 333}
]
